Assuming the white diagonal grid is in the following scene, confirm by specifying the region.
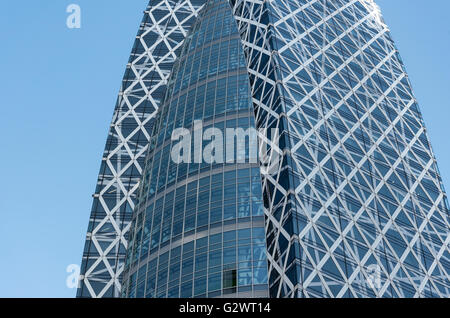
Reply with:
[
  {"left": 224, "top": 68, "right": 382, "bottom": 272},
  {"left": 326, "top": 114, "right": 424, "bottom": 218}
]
[
  {"left": 78, "top": 0, "right": 205, "bottom": 298},
  {"left": 230, "top": 0, "right": 450, "bottom": 297}
]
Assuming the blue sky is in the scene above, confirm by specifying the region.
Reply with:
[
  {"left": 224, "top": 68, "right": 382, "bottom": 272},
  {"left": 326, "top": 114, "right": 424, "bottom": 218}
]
[{"left": 0, "top": 1, "right": 448, "bottom": 298}]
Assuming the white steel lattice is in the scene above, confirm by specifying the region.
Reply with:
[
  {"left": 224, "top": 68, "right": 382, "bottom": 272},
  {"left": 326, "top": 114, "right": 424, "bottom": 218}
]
[
  {"left": 78, "top": 0, "right": 206, "bottom": 298},
  {"left": 229, "top": 0, "right": 450, "bottom": 297}
]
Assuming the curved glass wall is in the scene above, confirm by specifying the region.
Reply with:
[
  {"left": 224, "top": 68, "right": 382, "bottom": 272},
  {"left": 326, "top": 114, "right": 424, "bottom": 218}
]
[{"left": 122, "top": 0, "right": 269, "bottom": 298}]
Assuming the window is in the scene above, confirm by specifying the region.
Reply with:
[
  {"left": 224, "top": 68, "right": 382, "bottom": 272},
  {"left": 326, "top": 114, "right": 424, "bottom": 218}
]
[{"left": 223, "top": 268, "right": 237, "bottom": 289}]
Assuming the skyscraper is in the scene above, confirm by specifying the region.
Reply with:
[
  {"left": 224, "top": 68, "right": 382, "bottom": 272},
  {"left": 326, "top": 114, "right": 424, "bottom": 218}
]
[{"left": 79, "top": 0, "right": 450, "bottom": 298}]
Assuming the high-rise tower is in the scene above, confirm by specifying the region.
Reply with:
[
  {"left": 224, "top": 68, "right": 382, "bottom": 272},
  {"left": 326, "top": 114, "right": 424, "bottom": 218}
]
[{"left": 80, "top": 0, "right": 450, "bottom": 298}]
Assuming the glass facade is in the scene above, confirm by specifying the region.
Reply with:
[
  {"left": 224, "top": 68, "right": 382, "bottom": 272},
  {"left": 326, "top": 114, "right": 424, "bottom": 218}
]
[
  {"left": 121, "top": 0, "right": 269, "bottom": 298},
  {"left": 80, "top": 0, "right": 450, "bottom": 298}
]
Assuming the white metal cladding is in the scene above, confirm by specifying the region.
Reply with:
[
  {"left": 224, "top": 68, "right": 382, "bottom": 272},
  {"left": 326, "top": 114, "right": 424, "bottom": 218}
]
[
  {"left": 229, "top": 0, "right": 450, "bottom": 297},
  {"left": 78, "top": 0, "right": 206, "bottom": 298}
]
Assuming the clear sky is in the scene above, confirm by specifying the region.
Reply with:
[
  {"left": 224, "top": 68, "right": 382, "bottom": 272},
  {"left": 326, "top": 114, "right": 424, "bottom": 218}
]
[{"left": 0, "top": 1, "right": 448, "bottom": 298}]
